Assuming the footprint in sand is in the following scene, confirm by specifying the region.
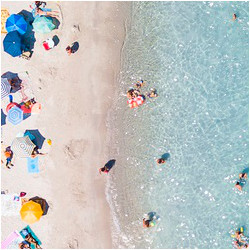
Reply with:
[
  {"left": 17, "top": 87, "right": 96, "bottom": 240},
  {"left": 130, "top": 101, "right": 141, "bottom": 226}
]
[
  {"left": 68, "top": 239, "right": 79, "bottom": 249},
  {"left": 64, "top": 139, "right": 87, "bottom": 160}
]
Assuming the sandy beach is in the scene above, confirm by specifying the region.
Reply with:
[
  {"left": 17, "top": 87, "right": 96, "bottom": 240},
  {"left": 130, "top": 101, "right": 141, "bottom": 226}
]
[{"left": 1, "top": 1, "right": 131, "bottom": 248}]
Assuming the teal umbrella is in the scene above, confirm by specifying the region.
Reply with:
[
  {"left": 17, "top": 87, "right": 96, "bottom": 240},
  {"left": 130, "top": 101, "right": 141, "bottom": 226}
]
[{"left": 33, "top": 16, "right": 55, "bottom": 34}]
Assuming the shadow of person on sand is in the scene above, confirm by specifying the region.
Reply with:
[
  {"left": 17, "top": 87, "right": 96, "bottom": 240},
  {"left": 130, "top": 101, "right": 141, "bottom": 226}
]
[
  {"left": 17, "top": 10, "right": 36, "bottom": 57},
  {"left": 161, "top": 153, "right": 170, "bottom": 161},
  {"left": 1, "top": 109, "right": 7, "bottom": 126},
  {"left": 105, "top": 159, "right": 116, "bottom": 172},
  {"left": 51, "top": 17, "right": 60, "bottom": 29}
]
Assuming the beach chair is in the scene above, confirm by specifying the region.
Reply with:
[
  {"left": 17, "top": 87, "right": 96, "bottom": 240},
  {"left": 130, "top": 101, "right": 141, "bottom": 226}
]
[
  {"left": 19, "top": 225, "right": 42, "bottom": 249},
  {"left": 20, "top": 51, "right": 32, "bottom": 60}
]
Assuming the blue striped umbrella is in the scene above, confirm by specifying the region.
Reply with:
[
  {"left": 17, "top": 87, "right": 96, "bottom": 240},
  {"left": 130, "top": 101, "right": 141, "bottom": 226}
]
[
  {"left": 6, "top": 14, "right": 27, "bottom": 35},
  {"left": 7, "top": 106, "right": 23, "bottom": 125},
  {"left": 3, "top": 31, "right": 22, "bottom": 57},
  {"left": 1, "top": 77, "right": 11, "bottom": 99}
]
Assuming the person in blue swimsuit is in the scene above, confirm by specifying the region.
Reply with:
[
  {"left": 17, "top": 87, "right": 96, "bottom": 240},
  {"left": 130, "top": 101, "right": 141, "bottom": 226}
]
[{"left": 30, "top": 1, "right": 59, "bottom": 18}]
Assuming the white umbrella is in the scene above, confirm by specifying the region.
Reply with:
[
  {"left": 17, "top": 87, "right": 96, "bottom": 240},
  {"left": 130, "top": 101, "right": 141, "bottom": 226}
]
[{"left": 11, "top": 136, "right": 36, "bottom": 158}]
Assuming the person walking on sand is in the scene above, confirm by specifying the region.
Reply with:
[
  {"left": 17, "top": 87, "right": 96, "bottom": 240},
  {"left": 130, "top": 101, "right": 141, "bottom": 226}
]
[
  {"left": 99, "top": 165, "right": 109, "bottom": 174},
  {"left": 4, "top": 146, "right": 14, "bottom": 169},
  {"left": 66, "top": 42, "right": 79, "bottom": 56},
  {"left": 30, "top": 147, "right": 46, "bottom": 159}
]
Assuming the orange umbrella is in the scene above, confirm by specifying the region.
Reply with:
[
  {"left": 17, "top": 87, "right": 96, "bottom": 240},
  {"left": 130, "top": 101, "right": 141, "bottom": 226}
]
[{"left": 20, "top": 201, "right": 43, "bottom": 224}]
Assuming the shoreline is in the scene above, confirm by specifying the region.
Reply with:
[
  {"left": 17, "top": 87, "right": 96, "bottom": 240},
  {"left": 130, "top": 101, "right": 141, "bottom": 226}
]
[{"left": 1, "top": 1, "right": 131, "bottom": 248}]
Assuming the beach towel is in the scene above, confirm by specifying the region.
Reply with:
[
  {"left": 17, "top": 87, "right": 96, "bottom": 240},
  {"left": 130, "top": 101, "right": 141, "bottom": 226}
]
[
  {"left": 27, "top": 157, "right": 39, "bottom": 173},
  {"left": 20, "top": 225, "right": 42, "bottom": 248},
  {"left": 1, "top": 230, "right": 23, "bottom": 249}
]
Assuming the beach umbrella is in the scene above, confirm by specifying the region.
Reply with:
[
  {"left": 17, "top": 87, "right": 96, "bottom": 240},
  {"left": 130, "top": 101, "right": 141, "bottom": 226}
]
[
  {"left": 6, "top": 14, "right": 27, "bottom": 35},
  {"left": 3, "top": 31, "right": 22, "bottom": 57},
  {"left": 1, "top": 77, "right": 11, "bottom": 99},
  {"left": 29, "top": 197, "right": 49, "bottom": 215},
  {"left": 11, "top": 136, "right": 36, "bottom": 157},
  {"left": 33, "top": 16, "right": 55, "bottom": 34},
  {"left": 7, "top": 106, "right": 23, "bottom": 125},
  {"left": 24, "top": 130, "right": 45, "bottom": 149},
  {"left": 20, "top": 201, "right": 43, "bottom": 224}
]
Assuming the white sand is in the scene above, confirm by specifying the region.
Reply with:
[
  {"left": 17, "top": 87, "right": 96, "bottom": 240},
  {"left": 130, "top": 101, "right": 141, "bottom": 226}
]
[{"left": 1, "top": 1, "right": 131, "bottom": 248}]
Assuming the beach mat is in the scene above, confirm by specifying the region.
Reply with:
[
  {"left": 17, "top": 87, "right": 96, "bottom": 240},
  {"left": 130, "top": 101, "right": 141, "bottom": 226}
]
[
  {"left": 1, "top": 230, "right": 23, "bottom": 249},
  {"left": 27, "top": 157, "right": 39, "bottom": 173},
  {"left": 20, "top": 225, "right": 42, "bottom": 248}
]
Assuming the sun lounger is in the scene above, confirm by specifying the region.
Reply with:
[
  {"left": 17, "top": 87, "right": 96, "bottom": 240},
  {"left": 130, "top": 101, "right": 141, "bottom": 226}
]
[
  {"left": 20, "top": 225, "right": 42, "bottom": 249},
  {"left": 27, "top": 157, "right": 39, "bottom": 173}
]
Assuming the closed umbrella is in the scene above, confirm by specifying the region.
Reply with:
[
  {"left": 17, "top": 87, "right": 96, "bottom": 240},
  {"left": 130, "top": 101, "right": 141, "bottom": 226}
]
[
  {"left": 6, "top": 14, "right": 27, "bottom": 35},
  {"left": 1, "top": 77, "right": 11, "bottom": 99},
  {"left": 3, "top": 31, "right": 22, "bottom": 57},
  {"left": 20, "top": 201, "right": 43, "bottom": 224},
  {"left": 33, "top": 16, "right": 55, "bottom": 34},
  {"left": 11, "top": 136, "right": 36, "bottom": 157},
  {"left": 7, "top": 106, "right": 23, "bottom": 125}
]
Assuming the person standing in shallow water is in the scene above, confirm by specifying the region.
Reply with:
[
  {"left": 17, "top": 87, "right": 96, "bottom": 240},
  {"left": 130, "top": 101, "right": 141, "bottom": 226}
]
[
  {"left": 156, "top": 158, "right": 166, "bottom": 165},
  {"left": 99, "top": 165, "right": 109, "bottom": 174}
]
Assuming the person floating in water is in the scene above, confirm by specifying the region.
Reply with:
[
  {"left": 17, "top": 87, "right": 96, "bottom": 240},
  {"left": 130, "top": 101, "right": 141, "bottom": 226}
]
[
  {"left": 134, "top": 80, "right": 145, "bottom": 89},
  {"left": 232, "top": 13, "right": 237, "bottom": 21},
  {"left": 235, "top": 172, "right": 247, "bottom": 191},
  {"left": 143, "top": 212, "right": 159, "bottom": 228},
  {"left": 156, "top": 158, "right": 166, "bottom": 165},
  {"left": 146, "top": 88, "right": 158, "bottom": 98}
]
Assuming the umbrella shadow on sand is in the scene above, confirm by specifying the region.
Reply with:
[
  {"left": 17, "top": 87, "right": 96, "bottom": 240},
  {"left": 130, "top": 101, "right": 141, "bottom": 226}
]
[
  {"left": 105, "top": 159, "right": 116, "bottom": 172},
  {"left": 18, "top": 10, "right": 36, "bottom": 57},
  {"left": 29, "top": 196, "right": 49, "bottom": 216},
  {"left": 1, "top": 109, "right": 7, "bottom": 126},
  {"left": 24, "top": 129, "right": 45, "bottom": 149}
]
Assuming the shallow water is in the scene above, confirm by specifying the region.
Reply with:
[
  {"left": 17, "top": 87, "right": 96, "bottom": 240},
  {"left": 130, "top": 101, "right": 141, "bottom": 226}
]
[{"left": 106, "top": 1, "right": 249, "bottom": 248}]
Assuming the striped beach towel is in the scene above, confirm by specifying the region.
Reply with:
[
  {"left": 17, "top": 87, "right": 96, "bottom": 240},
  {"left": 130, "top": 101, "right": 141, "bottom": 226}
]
[{"left": 1, "top": 230, "right": 22, "bottom": 249}]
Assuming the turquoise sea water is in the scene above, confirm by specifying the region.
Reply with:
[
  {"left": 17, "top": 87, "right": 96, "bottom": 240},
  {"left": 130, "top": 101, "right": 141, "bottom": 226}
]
[{"left": 107, "top": 1, "right": 249, "bottom": 248}]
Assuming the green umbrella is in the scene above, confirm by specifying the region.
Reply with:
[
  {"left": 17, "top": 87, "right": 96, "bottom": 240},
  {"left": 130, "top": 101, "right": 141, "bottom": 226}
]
[{"left": 33, "top": 16, "right": 56, "bottom": 34}]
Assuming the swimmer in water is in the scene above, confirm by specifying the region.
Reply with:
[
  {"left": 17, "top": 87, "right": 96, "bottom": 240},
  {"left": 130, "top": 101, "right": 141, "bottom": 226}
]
[
  {"left": 235, "top": 181, "right": 242, "bottom": 191},
  {"left": 134, "top": 80, "right": 145, "bottom": 89},
  {"left": 233, "top": 13, "right": 237, "bottom": 21},
  {"left": 156, "top": 158, "right": 166, "bottom": 165},
  {"left": 147, "top": 88, "right": 158, "bottom": 98},
  {"left": 239, "top": 173, "right": 247, "bottom": 180},
  {"left": 143, "top": 218, "right": 155, "bottom": 228},
  {"left": 127, "top": 89, "right": 134, "bottom": 99}
]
